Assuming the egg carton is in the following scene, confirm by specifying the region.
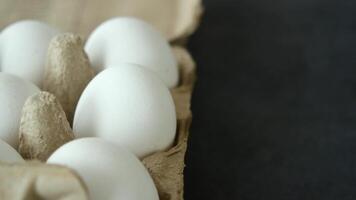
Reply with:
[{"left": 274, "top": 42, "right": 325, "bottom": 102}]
[
  {"left": 142, "top": 46, "right": 196, "bottom": 200},
  {"left": 0, "top": 0, "right": 203, "bottom": 200}
]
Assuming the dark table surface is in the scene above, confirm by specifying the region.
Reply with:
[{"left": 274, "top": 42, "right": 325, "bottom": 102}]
[{"left": 184, "top": 0, "right": 356, "bottom": 199}]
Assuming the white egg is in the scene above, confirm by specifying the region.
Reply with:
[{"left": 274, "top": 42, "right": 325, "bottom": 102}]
[
  {"left": 0, "top": 138, "right": 24, "bottom": 162},
  {"left": 0, "top": 72, "right": 40, "bottom": 148},
  {"left": 73, "top": 64, "right": 176, "bottom": 158},
  {"left": 85, "top": 17, "right": 178, "bottom": 88},
  {"left": 47, "top": 138, "right": 159, "bottom": 200},
  {"left": 0, "top": 20, "right": 59, "bottom": 86}
]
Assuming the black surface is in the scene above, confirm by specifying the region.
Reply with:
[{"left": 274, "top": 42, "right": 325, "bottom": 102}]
[{"left": 185, "top": 0, "right": 356, "bottom": 199}]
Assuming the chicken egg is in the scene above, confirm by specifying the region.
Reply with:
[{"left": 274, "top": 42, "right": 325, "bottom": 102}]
[
  {"left": 73, "top": 64, "right": 176, "bottom": 158},
  {"left": 85, "top": 17, "right": 178, "bottom": 88},
  {"left": 47, "top": 138, "right": 159, "bottom": 200},
  {"left": 0, "top": 72, "right": 40, "bottom": 148},
  {"left": 0, "top": 138, "right": 24, "bottom": 163},
  {"left": 0, "top": 20, "right": 59, "bottom": 86}
]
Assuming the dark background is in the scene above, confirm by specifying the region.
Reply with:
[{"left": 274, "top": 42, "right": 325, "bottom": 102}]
[{"left": 185, "top": 0, "right": 356, "bottom": 199}]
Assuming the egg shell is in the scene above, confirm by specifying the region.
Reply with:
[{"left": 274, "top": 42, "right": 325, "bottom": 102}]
[
  {"left": 85, "top": 17, "right": 178, "bottom": 88},
  {"left": 0, "top": 139, "right": 24, "bottom": 163},
  {"left": 73, "top": 64, "right": 176, "bottom": 158},
  {"left": 47, "top": 138, "right": 159, "bottom": 200},
  {"left": 0, "top": 72, "right": 40, "bottom": 148},
  {"left": 0, "top": 20, "right": 59, "bottom": 86}
]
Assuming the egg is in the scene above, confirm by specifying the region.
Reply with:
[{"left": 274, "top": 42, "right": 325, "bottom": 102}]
[
  {"left": 85, "top": 17, "right": 179, "bottom": 88},
  {"left": 47, "top": 138, "right": 159, "bottom": 200},
  {"left": 0, "top": 72, "right": 40, "bottom": 148},
  {"left": 0, "top": 139, "right": 24, "bottom": 163},
  {"left": 0, "top": 20, "right": 59, "bottom": 86},
  {"left": 73, "top": 64, "right": 176, "bottom": 158}
]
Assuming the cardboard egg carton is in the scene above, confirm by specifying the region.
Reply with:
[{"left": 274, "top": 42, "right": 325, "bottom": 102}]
[{"left": 0, "top": 0, "right": 203, "bottom": 199}]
